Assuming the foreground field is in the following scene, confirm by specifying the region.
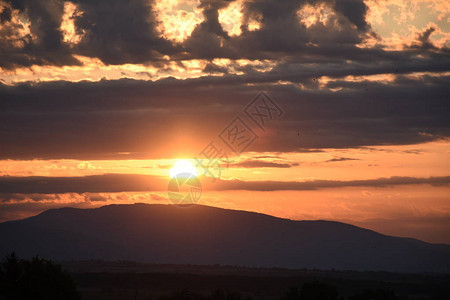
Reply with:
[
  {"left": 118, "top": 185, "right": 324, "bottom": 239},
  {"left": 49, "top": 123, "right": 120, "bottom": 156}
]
[{"left": 64, "top": 261, "right": 450, "bottom": 300}]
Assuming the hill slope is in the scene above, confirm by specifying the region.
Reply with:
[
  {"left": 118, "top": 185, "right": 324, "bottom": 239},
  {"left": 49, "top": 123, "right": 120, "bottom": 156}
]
[{"left": 1, "top": 204, "right": 449, "bottom": 273}]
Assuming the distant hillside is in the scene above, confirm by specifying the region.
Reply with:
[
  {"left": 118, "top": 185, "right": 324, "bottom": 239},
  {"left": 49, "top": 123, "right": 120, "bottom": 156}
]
[{"left": 1, "top": 204, "right": 449, "bottom": 273}]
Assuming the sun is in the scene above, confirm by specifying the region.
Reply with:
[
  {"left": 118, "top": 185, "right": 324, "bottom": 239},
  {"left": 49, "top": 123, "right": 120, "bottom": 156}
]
[{"left": 169, "top": 160, "right": 198, "bottom": 178}]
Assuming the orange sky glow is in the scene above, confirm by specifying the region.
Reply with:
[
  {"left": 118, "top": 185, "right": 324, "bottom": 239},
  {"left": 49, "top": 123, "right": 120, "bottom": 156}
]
[{"left": 0, "top": 0, "right": 449, "bottom": 244}]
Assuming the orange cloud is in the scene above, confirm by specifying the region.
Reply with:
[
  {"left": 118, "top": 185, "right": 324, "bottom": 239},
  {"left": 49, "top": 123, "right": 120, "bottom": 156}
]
[
  {"left": 154, "top": 0, "right": 203, "bottom": 42},
  {"left": 363, "top": 0, "right": 449, "bottom": 50},
  {"left": 60, "top": 2, "right": 84, "bottom": 46}
]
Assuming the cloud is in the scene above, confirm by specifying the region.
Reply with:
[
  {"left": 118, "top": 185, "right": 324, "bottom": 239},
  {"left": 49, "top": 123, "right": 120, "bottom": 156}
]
[
  {"left": 150, "top": 193, "right": 166, "bottom": 201},
  {"left": 334, "top": 0, "right": 370, "bottom": 32},
  {"left": 325, "top": 157, "right": 359, "bottom": 162},
  {"left": 0, "top": 71, "right": 449, "bottom": 159},
  {"left": 1, "top": 0, "right": 447, "bottom": 70},
  {"left": 0, "top": 174, "right": 166, "bottom": 195},
  {"left": 0, "top": 0, "right": 81, "bottom": 69},
  {"left": 71, "top": 0, "right": 180, "bottom": 64},
  {"left": 0, "top": 0, "right": 449, "bottom": 161},
  {"left": 0, "top": 174, "right": 448, "bottom": 196},
  {"left": 211, "top": 176, "right": 450, "bottom": 191},
  {"left": 0, "top": 0, "right": 181, "bottom": 69},
  {"left": 230, "top": 160, "right": 299, "bottom": 168},
  {"left": 409, "top": 26, "right": 437, "bottom": 50}
]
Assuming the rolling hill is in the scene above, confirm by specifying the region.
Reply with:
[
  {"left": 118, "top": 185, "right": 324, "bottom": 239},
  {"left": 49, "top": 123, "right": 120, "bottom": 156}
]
[{"left": 1, "top": 203, "right": 449, "bottom": 273}]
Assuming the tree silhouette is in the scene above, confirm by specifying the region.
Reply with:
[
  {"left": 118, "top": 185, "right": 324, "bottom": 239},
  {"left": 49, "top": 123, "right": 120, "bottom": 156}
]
[
  {"left": 282, "top": 286, "right": 301, "bottom": 300},
  {"left": 349, "top": 289, "right": 398, "bottom": 300},
  {"left": 159, "top": 289, "right": 206, "bottom": 300},
  {"left": 282, "top": 281, "right": 339, "bottom": 300},
  {"left": 300, "top": 281, "right": 339, "bottom": 300},
  {"left": 0, "top": 252, "right": 79, "bottom": 300},
  {"left": 209, "top": 289, "right": 250, "bottom": 300},
  {"left": 159, "top": 289, "right": 251, "bottom": 300}
]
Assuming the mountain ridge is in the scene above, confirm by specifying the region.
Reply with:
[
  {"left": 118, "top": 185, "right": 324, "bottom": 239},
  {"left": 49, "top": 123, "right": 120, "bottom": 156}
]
[{"left": 1, "top": 203, "right": 449, "bottom": 273}]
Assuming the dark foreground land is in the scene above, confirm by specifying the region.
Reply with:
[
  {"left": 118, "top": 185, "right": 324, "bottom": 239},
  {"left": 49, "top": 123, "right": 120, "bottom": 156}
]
[{"left": 63, "top": 261, "right": 450, "bottom": 300}]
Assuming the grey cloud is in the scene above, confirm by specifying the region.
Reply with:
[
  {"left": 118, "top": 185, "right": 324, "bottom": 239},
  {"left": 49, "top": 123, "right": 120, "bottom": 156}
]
[
  {"left": 1, "top": 0, "right": 81, "bottom": 69},
  {"left": 0, "top": 174, "right": 448, "bottom": 196},
  {"left": 409, "top": 27, "right": 437, "bottom": 51},
  {"left": 230, "top": 160, "right": 299, "bottom": 168},
  {"left": 0, "top": 71, "right": 449, "bottom": 159},
  {"left": 333, "top": 0, "right": 369, "bottom": 32},
  {"left": 71, "top": 0, "right": 180, "bottom": 64},
  {"left": 214, "top": 0, "right": 369, "bottom": 60},
  {"left": 325, "top": 157, "right": 359, "bottom": 162},
  {"left": 0, "top": 174, "right": 166, "bottom": 194},
  {"left": 3, "top": 0, "right": 444, "bottom": 69},
  {"left": 213, "top": 176, "right": 450, "bottom": 191},
  {"left": 0, "top": 0, "right": 178, "bottom": 69}
]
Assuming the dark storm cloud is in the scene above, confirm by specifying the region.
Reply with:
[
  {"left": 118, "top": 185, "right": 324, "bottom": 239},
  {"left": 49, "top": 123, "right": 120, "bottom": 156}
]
[
  {"left": 3, "top": 0, "right": 444, "bottom": 68},
  {"left": 0, "top": 0, "right": 449, "bottom": 160},
  {"left": 0, "top": 70, "right": 449, "bottom": 159},
  {"left": 71, "top": 0, "right": 179, "bottom": 64},
  {"left": 333, "top": 0, "right": 369, "bottom": 32},
  {"left": 0, "top": 77, "right": 245, "bottom": 159},
  {"left": 0, "top": 0, "right": 178, "bottom": 69},
  {"left": 183, "top": 0, "right": 230, "bottom": 59},
  {"left": 409, "top": 27, "right": 437, "bottom": 51},
  {"left": 183, "top": 0, "right": 373, "bottom": 60},
  {"left": 0, "top": 0, "right": 81, "bottom": 69},
  {"left": 0, "top": 174, "right": 448, "bottom": 196}
]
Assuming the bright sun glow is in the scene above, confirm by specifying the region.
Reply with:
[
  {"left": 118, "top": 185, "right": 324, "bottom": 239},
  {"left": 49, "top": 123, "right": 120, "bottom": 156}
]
[{"left": 170, "top": 160, "right": 198, "bottom": 178}]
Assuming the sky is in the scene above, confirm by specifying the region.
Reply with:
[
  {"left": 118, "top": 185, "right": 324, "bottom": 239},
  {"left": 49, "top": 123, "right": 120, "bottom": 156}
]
[{"left": 0, "top": 0, "right": 449, "bottom": 244}]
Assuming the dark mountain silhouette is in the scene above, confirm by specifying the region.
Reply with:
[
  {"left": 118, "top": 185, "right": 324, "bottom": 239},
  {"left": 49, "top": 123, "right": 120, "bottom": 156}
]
[{"left": 0, "top": 204, "right": 449, "bottom": 273}]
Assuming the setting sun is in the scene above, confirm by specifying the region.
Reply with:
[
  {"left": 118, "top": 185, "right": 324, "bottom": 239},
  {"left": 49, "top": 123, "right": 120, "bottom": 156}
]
[
  {"left": 1, "top": 0, "right": 450, "bottom": 296},
  {"left": 169, "top": 160, "right": 198, "bottom": 178}
]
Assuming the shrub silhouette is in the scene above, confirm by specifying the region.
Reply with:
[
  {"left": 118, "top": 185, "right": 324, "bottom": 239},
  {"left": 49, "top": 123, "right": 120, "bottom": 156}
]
[
  {"left": 282, "top": 286, "right": 301, "bottom": 300},
  {"left": 209, "top": 289, "right": 250, "bottom": 300},
  {"left": 0, "top": 252, "right": 79, "bottom": 300},
  {"left": 349, "top": 289, "right": 398, "bottom": 300},
  {"left": 300, "top": 281, "right": 339, "bottom": 300},
  {"left": 282, "top": 281, "right": 339, "bottom": 300},
  {"left": 159, "top": 289, "right": 251, "bottom": 300},
  {"left": 159, "top": 290, "right": 206, "bottom": 300}
]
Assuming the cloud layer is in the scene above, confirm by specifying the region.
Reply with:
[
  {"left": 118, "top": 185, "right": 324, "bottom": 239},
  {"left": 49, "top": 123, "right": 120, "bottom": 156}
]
[
  {"left": 0, "top": 174, "right": 448, "bottom": 197},
  {"left": 1, "top": 0, "right": 448, "bottom": 69},
  {"left": 0, "top": 73, "right": 448, "bottom": 159}
]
